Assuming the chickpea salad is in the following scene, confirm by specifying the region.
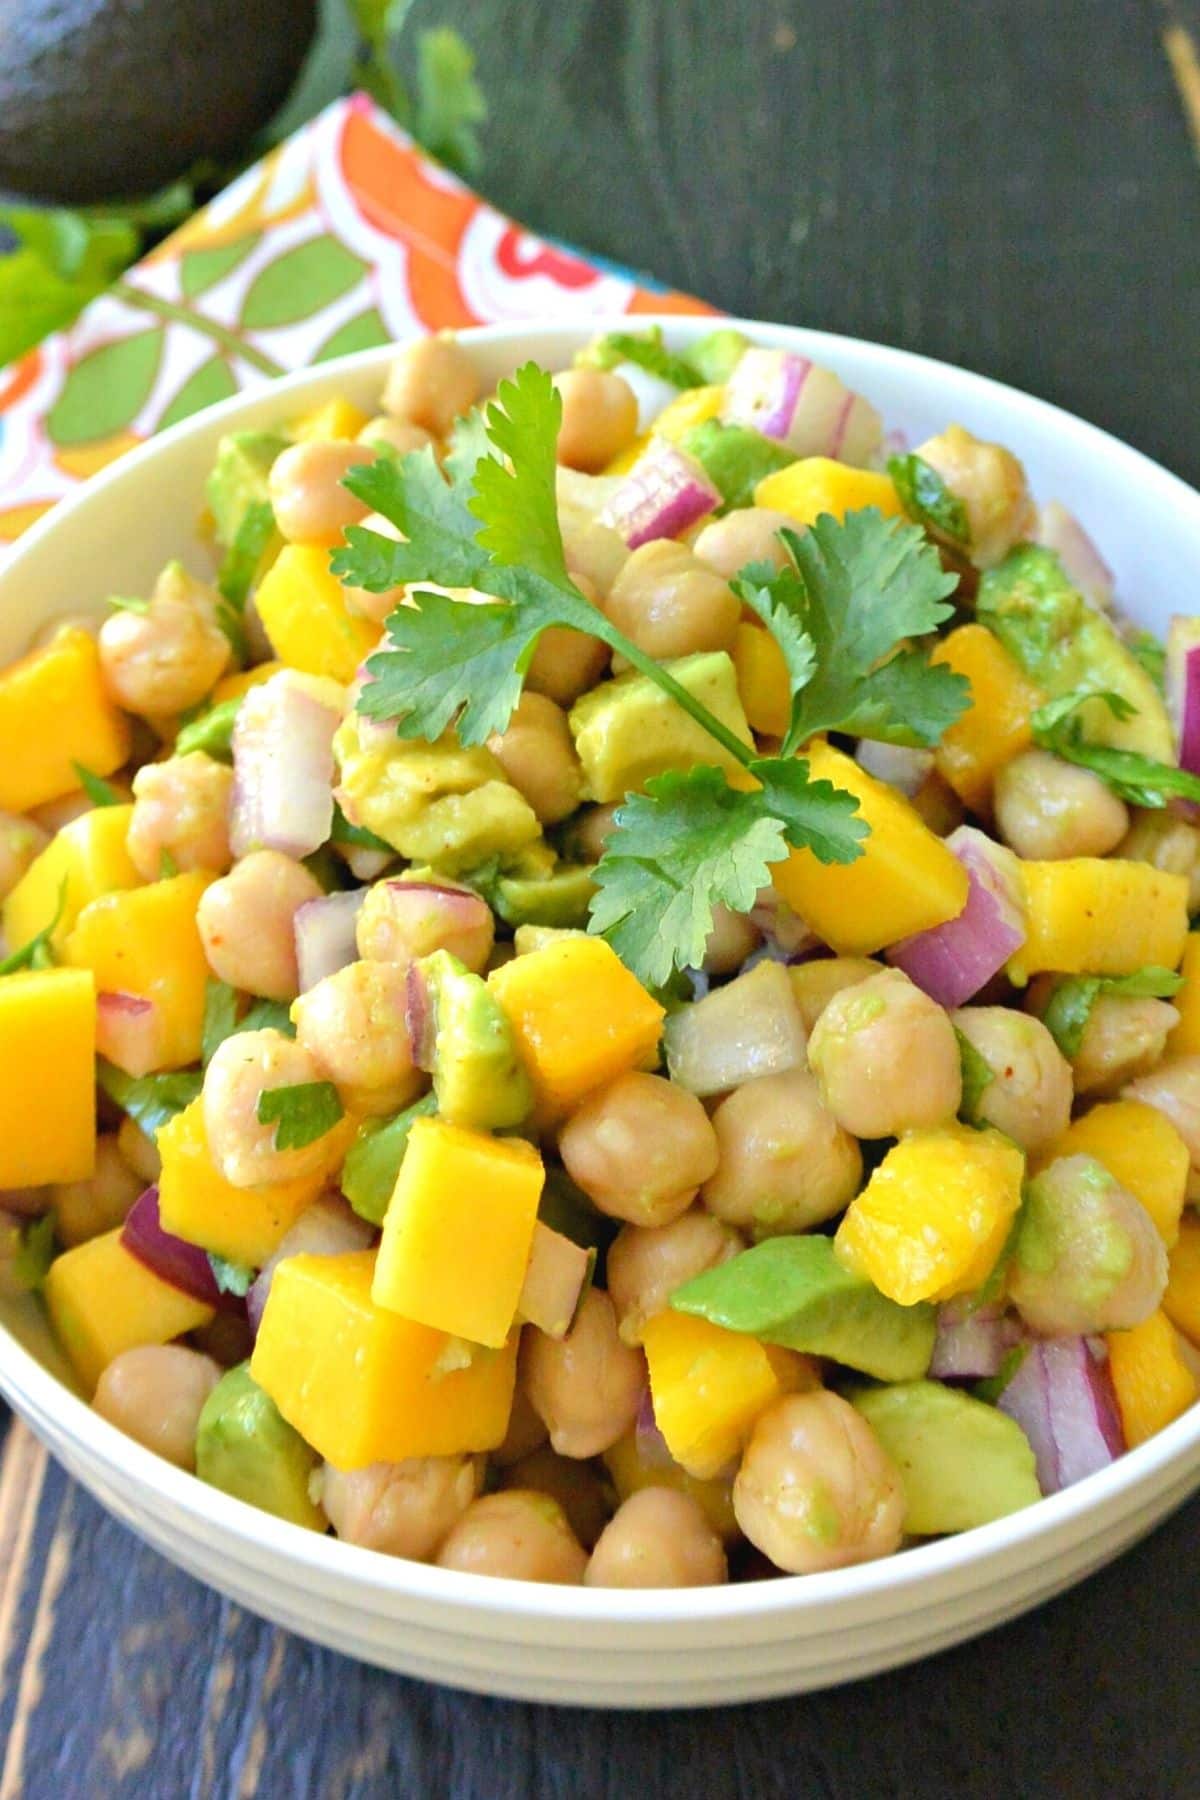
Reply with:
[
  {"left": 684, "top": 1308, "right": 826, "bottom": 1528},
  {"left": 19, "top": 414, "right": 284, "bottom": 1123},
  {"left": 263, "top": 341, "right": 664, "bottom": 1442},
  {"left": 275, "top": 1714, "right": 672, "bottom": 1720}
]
[{"left": 3, "top": 325, "right": 1200, "bottom": 1591}]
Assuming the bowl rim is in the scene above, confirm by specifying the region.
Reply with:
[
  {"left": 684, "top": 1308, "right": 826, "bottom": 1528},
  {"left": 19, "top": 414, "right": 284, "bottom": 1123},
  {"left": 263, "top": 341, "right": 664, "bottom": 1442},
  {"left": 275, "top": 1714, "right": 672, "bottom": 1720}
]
[{"left": 4, "top": 308, "right": 1200, "bottom": 1628}]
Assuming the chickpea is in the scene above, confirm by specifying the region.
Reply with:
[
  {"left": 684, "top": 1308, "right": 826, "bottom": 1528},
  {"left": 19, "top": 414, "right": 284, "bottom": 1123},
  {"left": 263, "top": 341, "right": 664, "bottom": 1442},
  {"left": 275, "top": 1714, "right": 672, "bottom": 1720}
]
[
  {"left": 117, "top": 1116, "right": 160, "bottom": 1184},
  {"left": 787, "top": 957, "right": 882, "bottom": 1034},
  {"left": 525, "top": 625, "right": 611, "bottom": 708},
  {"left": 994, "top": 748, "right": 1129, "bottom": 860},
  {"left": 197, "top": 850, "right": 322, "bottom": 1000},
  {"left": 604, "top": 540, "right": 740, "bottom": 661},
  {"left": 98, "top": 563, "right": 230, "bottom": 717},
  {"left": 493, "top": 1380, "right": 550, "bottom": 1467},
  {"left": 585, "top": 1487, "right": 727, "bottom": 1588},
  {"left": 914, "top": 423, "right": 1035, "bottom": 568},
  {"left": 733, "top": 1392, "right": 905, "bottom": 1575},
  {"left": 702, "top": 904, "right": 762, "bottom": 977},
  {"left": 1119, "top": 810, "right": 1200, "bottom": 913},
  {"left": 267, "top": 439, "right": 376, "bottom": 547},
  {"left": 203, "top": 1028, "right": 345, "bottom": 1187},
  {"left": 1008, "top": 1154, "right": 1167, "bottom": 1336},
  {"left": 501, "top": 1445, "right": 611, "bottom": 1550},
  {"left": 355, "top": 876, "right": 494, "bottom": 973},
  {"left": 323, "top": 1455, "right": 480, "bottom": 1559},
  {"left": 1125, "top": 1057, "right": 1200, "bottom": 1171},
  {"left": 292, "top": 961, "right": 421, "bottom": 1117},
  {"left": 435, "top": 1490, "right": 588, "bottom": 1583},
  {"left": 951, "top": 1006, "right": 1073, "bottom": 1153},
  {"left": 92, "top": 1345, "right": 221, "bottom": 1471},
  {"left": 552, "top": 368, "right": 639, "bottom": 472},
  {"left": 702, "top": 1068, "right": 862, "bottom": 1237},
  {"left": 855, "top": 740, "right": 934, "bottom": 798},
  {"left": 0, "top": 812, "right": 48, "bottom": 902},
  {"left": 485, "top": 692, "right": 583, "bottom": 826},
  {"left": 356, "top": 415, "right": 433, "bottom": 458},
  {"left": 54, "top": 1135, "right": 143, "bottom": 1247},
  {"left": 1071, "top": 994, "right": 1180, "bottom": 1097},
  {"left": 127, "top": 752, "right": 233, "bottom": 881},
  {"left": 568, "top": 802, "right": 620, "bottom": 865},
  {"left": 910, "top": 768, "right": 966, "bottom": 838},
  {"left": 607, "top": 1207, "right": 743, "bottom": 1345},
  {"left": 693, "top": 507, "right": 794, "bottom": 580},
  {"left": 559, "top": 1072, "right": 719, "bottom": 1228},
  {"left": 523, "top": 1288, "right": 645, "bottom": 1459},
  {"left": 807, "top": 969, "right": 961, "bottom": 1139},
  {"left": 382, "top": 333, "right": 480, "bottom": 437}
]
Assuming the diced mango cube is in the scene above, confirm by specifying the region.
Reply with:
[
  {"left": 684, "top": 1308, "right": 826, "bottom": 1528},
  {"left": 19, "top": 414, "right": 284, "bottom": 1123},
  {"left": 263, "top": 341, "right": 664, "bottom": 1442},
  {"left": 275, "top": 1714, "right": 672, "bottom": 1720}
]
[
  {"left": 642, "top": 1308, "right": 813, "bottom": 1479},
  {"left": 157, "top": 1098, "right": 329, "bottom": 1266},
  {"left": 0, "top": 628, "right": 132, "bottom": 812},
  {"left": 255, "top": 545, "right": 380, "bottom": 683},
  {"left": 63, "top": 872, "right": 213, "bottom": 1069},
  {"left": 733, "top": 622, "right": 790, "bottom": 738},
  {"left": 770, "top": 741, "right": 970, "bottom": 954},
  {"left": 1009, "top": 860, "right": 1189, "bottom": 983},
  {"left": 489, "top": 936, "right": 664, "bottom": 1119},
  {"left": 210, "top": 660, "right": 286, "bottom": 706},
  {"left": 602, "top": 433, "right": 650, "bottom": 476},
  {"left": 753, "top": 457, "right": 903, "bottom": 527},
  {"left": 373, "top": 1118, "right": 543, "bottom": 1347},
  {"left": 45, "top": 1227, "right": 214, "bottom": 1394},
  {"left": 291, "top": 397, "right": 370, "bottom": 442},
  {"left": 0, "top": 968, "right": 96, "bottom": 1185},
  {"left": 835, "top": 1124, "right": 1024, "bottom": 1306},
  {"left": 932, "top": 624, "right": 1044, "bottom": 811},
  {"left": 1164, "top": 1214, "right": 1200, "bottom": 1346},
  {"left": 653, "top": 384, "right": 725, "bottom": 442},
  {"left": 1168, "top": 932, "right": 1200, "bottom": 1058},
  {"left": 251, "top": 1250, "right": 518, "bottom": 1467},
  {"left": 1106, "top": 1309, "right": 1197, "bottom": 1448},
  {"left": 1047, "top": 1100, "right": 1188, "bottom": 1247},
  {"left": 3, "top": 805, "right": 139, "bottom": 955}
]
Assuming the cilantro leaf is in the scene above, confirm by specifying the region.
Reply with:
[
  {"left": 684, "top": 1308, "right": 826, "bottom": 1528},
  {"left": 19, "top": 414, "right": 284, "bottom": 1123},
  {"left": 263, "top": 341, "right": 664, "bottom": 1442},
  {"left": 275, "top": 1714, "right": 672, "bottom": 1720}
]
[
  {"left": 11, "top": 1212, "right": 57, "bottom": 1292},
  {"left": 836, "top": 646, "right": 973, "bottom": 749},
  {"left": 201, "top": 980, "right": 240, "bottom": 1066},
  {"left": 415, "top": 27, "right": 487, "bottom": 178},
  {"left": 733, "top": 563, "right": 816, "bottom": 701},
  {"left": 750, "top": 756, "right": 868, "bottom": 863},
  {"left": 208, "top": 1253, "right": 254, "bottom": 1297},
  {"left": 174, "top": 695, "right": 241, "bottom": 761},
  {"left": 955, "top": 1027, "right": 996, "bottom": 1117},
  {"left": 240, "top": 999, "right": 296, "bottom": 1037},
  {"left": 217, "top": 499, "right": 275, "bottom": 614},
  {"left": 1033, "top": 690, "right": 1200, "bottom": 807},
  {"left": 887, "top": 453, "right": 971, "bottom": 551},
  {"left": 256, "top": 1080, "right": 343, "bottom": 1150},
  {"left": 470, "top": 366, "right": 569, "bottom": 584},
  {"left": 337, "top": 444, "right": 488, "bottom": 592},
  {"left": 71, "top": 763, "right": 122, "bottom": 808},
  {"left": 0, "top": 207, "right": 138, "bottom": 366},
  {"left": 1127, "top": 630, "right": 1166, "bottom": 692},
  {"left": 96, "top": 1062, "right": 202, "bottom": 1140},
  {"left": 330, "top": 801, "right": 393, "bottom": 853},
  {"left": 0, "top": 878, "right": 67, "bottom": 974},
  {"left": 578, "top": 327, "right": 701, "bottom": 390},
  {"left": 1041, "top": 966, "right": 1185, "bottom": 1060}
]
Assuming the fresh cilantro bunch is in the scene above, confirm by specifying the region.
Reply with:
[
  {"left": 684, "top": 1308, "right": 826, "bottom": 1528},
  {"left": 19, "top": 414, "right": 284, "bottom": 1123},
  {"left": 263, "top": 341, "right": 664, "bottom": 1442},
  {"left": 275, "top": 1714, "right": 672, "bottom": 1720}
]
[
  {"left": 1032, "top": 690, "right": 1200, "bottom": 806},
  {"left": 335, "top": 364, "right": 969, "bottom": 986}
]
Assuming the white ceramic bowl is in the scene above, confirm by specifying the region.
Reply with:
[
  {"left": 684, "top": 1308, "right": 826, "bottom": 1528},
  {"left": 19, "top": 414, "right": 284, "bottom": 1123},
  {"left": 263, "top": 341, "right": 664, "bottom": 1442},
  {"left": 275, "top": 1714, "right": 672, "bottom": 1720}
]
[{"left": 3, "top": 315, "right": 1200, "bottom": 1709}]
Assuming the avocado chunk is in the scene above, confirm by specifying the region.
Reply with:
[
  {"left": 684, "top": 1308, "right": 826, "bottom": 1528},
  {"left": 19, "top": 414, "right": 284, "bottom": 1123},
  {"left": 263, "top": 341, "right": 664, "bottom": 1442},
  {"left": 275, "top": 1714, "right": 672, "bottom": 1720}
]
[
  {"left": 206, "top": 430, "right": 289, "bottom": 549},
  {"left": 852, "top": 1379, "right": 1042, "bottom": 1534},
  {"left": 341, "top": 1091, "right": 438, "bottom": 1225},
  {"left": 419, "top": 948, "right": 533, "bottom": 1130},
  {"left": 195, "top": 1362, "right": 324, "bottom": 1531},
  {"left": 678, "top": 420, "right": 793, "bottom": 512},
  {"left": 493, "top": 864, "right": 596, "bottom": 929},
  {"left": 977, "top": 545, "right": 1173, "bottom": 759},
  {"left": 688, "top": 327, "right": 751, "bottom": 385},
  {"left": 569, "top": 651, "right": 754, "bottom": 803},
  {"left": 671, "top": 1235, "right": 935, "bottom": 1381}
]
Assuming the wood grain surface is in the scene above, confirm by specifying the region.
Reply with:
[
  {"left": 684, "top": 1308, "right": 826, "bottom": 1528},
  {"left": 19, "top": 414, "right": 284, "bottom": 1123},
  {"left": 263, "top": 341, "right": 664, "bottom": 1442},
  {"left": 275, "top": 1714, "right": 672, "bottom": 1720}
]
[{"left": 2, "top": 2, "right": 1200, "bottom": 1794}]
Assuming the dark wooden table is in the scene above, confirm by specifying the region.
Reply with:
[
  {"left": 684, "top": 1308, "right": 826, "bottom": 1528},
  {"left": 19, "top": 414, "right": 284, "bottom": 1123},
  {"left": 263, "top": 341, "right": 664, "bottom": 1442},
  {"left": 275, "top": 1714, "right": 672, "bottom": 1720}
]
[{"left": 3, "top": 2, "right": 1200, "bottom": 1794}]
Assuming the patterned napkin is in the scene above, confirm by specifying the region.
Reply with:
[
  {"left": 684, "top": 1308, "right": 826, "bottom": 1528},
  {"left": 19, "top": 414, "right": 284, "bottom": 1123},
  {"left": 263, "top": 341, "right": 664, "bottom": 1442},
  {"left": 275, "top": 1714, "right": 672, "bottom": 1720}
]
[{"left": 0, "top": 92, "right": 710, "bottom": 556}]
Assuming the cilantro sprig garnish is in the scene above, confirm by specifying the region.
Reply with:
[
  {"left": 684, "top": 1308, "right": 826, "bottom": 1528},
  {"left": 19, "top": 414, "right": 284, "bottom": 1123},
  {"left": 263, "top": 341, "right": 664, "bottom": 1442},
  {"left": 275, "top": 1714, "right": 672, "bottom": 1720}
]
[
  {"left": 334, "top": 363, "right": 968, "bottom": 985},
  {"left": 1032, "top": 689, "right": 1200, "bottom": 807},
  {"left": 256, "top": 1080, "right": 344, "bottom": 1150},
  {"left": 887, "top": 453, "right": 971, "bottom": 553}
]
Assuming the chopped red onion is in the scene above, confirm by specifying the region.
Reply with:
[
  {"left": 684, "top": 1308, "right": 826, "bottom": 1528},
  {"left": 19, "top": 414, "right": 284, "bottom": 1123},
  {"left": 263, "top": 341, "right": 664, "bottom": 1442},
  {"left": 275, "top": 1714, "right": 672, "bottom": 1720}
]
[
  {"left": 121, "top": 1186, "right": 232, "bottom": 1310},
  {"left": 1034, "top": 503, "right": 1114, "bottom": 608},
  {"left": 230, "top": 671, "right": 342, "bottom": 860},
  {"left": 96, "top": 992, "right": 161, "bottom": 1079},
  {"left": 887, "top": 826, "right": 1025, "bottom": 1008},
  {"left": 517, "top": 1222, "right": 592, "bottom": 1338},
  {"left": 246, "top": 1195, "right": 374, "bottom": 1336},
  {"left": 405, "top": 961, "right": 436, "bottom": 1071},
  {"left": 721, "top": 348, "right": 883, "bottom": 465},
  {"left": 610, "top": 360, "right": 679, "bottom": 433},
  {"left": 930, "top": 1298, "right": 1021, "bottom": 1380},
  {"left": 295, "top": 889, "right": 367, "bottom": 993},
  {"left": 1166, "top": 617, "right": 1200, "bottom": 776},
  {"left": 664, "top": 960, "right": 807, "bottom": 1097},
  {"left": 635, "top": 1386, "right": 673, "bottom": 1470},
  {"left": 997, "top": 1336, "right": 1124, "bottom": 1494},
  {"left": 600, "top": 441, "right": 720, "bottom": 549}
]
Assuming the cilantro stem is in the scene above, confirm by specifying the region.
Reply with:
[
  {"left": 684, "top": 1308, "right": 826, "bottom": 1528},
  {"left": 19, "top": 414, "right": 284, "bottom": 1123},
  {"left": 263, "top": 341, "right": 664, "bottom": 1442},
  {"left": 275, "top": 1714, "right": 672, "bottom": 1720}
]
[{"left": 580, "top": 615, "right": 756, "bottom": 771}]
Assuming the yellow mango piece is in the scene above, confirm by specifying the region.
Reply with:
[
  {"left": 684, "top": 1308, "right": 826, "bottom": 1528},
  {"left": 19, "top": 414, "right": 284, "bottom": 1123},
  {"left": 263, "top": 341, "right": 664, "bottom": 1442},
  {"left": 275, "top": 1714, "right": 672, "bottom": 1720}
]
[
  {"left": 63, "top": 872, "right": 213, "bottom": 1069},
  {"left": 1048, "top": 1100, "right": 1188, "bottom": 1247},
  {"left": 0, "top": 968, "right": 96, "bottom": 1186},
  {"left": 642, "top": 1308, "right": 812, "bottom": 1479},
  {"left": 255, "top": 545, "right": 380, "bottom": 683},
  {"left": 210, "top": 660, "right": 286, "bottom": 706},
  {"left": 602, "top": 433, "right": 650, "bottom": 477},
  {"left": 1164, "top": 1214, "right": 1200, "bottom": 1345},
  {"left": 373, "top": 1118, "right": 543, "bottom": 1347},
  {"left": 0, "top": 628, "right": 132, "bottom": 813},
  {"left": 1168, "top": 932, "right": 1200, "bottom": 1058},
  {"left": 251, "top": 1250, "right": 518, "bottom": 1467},
  {"left": 603, "top": 1427, "right": 739, "bottom": 1542},
  {"left": 770, "top": 741, "right": 969, "bottom": 954},
  {"left": 1106, "top": 1309, "right": 1198, "bottom": 1448},
  {"left": 1009, "top": 860, "right": 1189, "bottom": 983},
  {"left": 157, "top": 1098, "right": 329, "bottom": 1265},
  {"left": 45, "top": 1227, "right": 214, "bottom": 1394},
  {"left": 753, "top": 456, "right": 903, "bottom": 527},
  {"left": 653, "top": 384, "right": 725, "bottom": 441},
  {"left": 835, "top": 1124, "right": 1024, "bottom": 1306},
  {"left": 932, "top": 624, "right": 1044, "bottom": 811},
  {"left": 291, "top": 397, "right": 370, "bottom": 442},
  {"left": 3, "top": 805, "right": 139, "bottom": 955},
  {"left": 733, "top": 622, "right": 790, "bottom": 738},
  {"left": 489, "top": 936, "right": 664, "bottom": 1120}
]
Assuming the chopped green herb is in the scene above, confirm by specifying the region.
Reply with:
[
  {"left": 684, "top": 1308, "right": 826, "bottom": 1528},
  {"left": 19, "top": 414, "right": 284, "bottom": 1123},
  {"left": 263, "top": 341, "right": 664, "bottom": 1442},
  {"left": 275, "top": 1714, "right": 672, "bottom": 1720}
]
[
  {"left": 1032, "top": 689, "right": 1200, "bottom": 807},
  {"left": 106, "top": 594, "right": 150, "bottom": 614},
  {"left": 71, "top": 763, "right": 122, "bottom": 807},
  {"left": 240, "top": 999, "right": 297, "bottom": 1038},
  {"left": 330, "top": 802, "right": 393, "bottom": 854},
  {"left": 96, "top": 1061, "right": 202, "bottom": 1139},
  {"left": 956, "top": 1027, "right": 996, "bottom": 1117},
  {"left": 1127, "top": 630, "right": 1166, "bottom": 692},
  {"left": 577, "top": 326, "right": 701, "bottom": 390},
  {"left": 11, "top": 1212, "right": 57, "bottom": 1292},
  {"left": 208, "top": 1253, "right": 254, "bottom": 1297},
  {"left": 256, "top": 1081, "right": 343, "bottom": 1150},
  {"left": 159, "top": 849, "right": 179, "bottom": 880},
  {"left": 974, "top": 1342, "right": 1030, "bottom": 1405},
  {"left": 1041, "top": 965, "right": 1185, "bottom": 1060},
  {"left": 0, "top": 878, "right": 67, "bottom": 975},
  {"left": 217, "top": 498, "right": 276, "bottom": 615},
  {"left": 887, "top": 452, "right": 971, "bottom": 551},
  {"left": 201, "top": 980, "right": 240, "bottom": 1066},
  {"left": 342, "top": 1092, "right": 438, "bottom": 1224},
  {"left": 174, "top": 695, "right": 242, "bottom": 760}
]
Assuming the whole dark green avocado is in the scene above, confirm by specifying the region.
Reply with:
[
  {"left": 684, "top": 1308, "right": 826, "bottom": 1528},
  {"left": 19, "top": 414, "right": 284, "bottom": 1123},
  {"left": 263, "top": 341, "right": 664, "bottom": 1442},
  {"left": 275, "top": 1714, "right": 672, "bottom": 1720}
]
[{"left": 0, "top": 0, "right": 319, "bottom": 203}]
